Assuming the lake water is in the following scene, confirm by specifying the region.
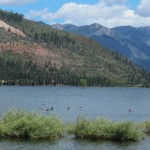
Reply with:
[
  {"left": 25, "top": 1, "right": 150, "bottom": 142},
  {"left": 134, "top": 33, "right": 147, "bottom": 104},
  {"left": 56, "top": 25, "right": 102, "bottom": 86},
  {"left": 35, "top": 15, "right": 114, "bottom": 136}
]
[{"left": 0, "top": 86, "right": 150, "bottom": 150}]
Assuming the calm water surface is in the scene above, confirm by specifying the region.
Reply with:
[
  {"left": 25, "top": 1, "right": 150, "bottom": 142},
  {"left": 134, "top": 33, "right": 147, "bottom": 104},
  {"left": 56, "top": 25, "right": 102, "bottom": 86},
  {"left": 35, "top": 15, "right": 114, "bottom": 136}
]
[{"left": 0, "top": 86, "right": 150, "bottom": 150}]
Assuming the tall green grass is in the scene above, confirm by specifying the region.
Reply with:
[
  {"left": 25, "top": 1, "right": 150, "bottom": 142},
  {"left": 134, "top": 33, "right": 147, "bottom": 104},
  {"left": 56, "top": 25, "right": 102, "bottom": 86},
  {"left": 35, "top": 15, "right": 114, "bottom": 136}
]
[
  {"left": 0, "top": 110, "right": 148, "bottom": 141},
  {"left": 0, "top": 109, "right": 64, "bottom": 140},
  {"left": 72, "top": 117, "right": 143, "bottom": 141},
  {"left": 138, "top": 121, "right": 150, "bottom": 133}
]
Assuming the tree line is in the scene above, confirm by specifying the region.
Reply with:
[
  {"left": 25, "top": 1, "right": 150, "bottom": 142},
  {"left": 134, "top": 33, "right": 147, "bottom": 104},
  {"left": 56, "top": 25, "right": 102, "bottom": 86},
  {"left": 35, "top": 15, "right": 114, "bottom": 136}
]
[
  {"left": 0, "top": 53, "right": 112, "bottom": 86},
  {"left": 0, "top": 9, "right": 24, "bottom": 22}
]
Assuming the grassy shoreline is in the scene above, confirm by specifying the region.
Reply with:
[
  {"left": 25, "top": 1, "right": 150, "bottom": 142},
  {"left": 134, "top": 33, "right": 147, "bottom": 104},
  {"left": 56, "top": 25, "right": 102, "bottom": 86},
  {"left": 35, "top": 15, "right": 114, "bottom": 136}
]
[
  {"left": 0, "top": 84, "right": 149, "bottom": 88},
  {"left": 0, "top": 109, "right": 150, "bottom": 141}
]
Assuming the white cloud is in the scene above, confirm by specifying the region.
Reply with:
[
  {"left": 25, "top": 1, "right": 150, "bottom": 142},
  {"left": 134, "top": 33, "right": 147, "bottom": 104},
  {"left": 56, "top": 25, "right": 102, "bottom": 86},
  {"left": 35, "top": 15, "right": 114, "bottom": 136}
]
[
  {"left": 136, "top": 0, "right": 150, "bottom": 17},
  {"left": 26, "top": 8, "right": 52, "bottom": 20},
  {"left": 26, "top": 0, "right": 150, "bottom": 28},
  {"left": 101, "top": 0, "right": 126, "bottom": 6},
  {"left": 0, "top": 0, "right": 36, "bottom": 5}
]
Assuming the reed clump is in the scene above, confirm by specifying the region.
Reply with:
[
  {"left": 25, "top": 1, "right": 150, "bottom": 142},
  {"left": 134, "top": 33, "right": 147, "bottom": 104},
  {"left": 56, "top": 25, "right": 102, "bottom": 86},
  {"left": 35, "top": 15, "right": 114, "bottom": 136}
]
[
  {"left": 138, "top": 121, "right": 150, "bottom": 133},
  {"left": 0, "top": 110, "right": 147, "bottom": 141},
  {"left": 0, "top": 109, "right": 64, "bottom": 140},
  {"left": 72, "top": 117, "right": 143, "bottom": 141}
]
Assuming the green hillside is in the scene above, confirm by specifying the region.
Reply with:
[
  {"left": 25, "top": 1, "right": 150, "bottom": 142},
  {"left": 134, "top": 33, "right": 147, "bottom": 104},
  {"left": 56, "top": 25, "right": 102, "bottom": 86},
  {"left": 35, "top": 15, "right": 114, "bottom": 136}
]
[{"left": 0, "top": 9, "right": 150, "bottom": 86}]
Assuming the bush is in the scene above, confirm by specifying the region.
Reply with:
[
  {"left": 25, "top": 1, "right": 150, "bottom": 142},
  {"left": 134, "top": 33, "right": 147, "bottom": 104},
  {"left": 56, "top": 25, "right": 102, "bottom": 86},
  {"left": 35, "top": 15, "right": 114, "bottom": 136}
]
[
  {"left": 72, "top": 117, "right": 143, "bottom": 141},
  {"left": 112, "top": 121, "right": 142, "bottom": 141},
  {"left": 0, "top": 110, "right": 146, "bottom": 142},
  {"left": 138, "top": 121, "right": 150, "bottom": 133},
  {"left": 0, "top": 109, "right": 64, "bottom": 140},
  {"left": 80, "top": 79, "right": 87, "bottom": 88},
  {"left": 65, "top": 122, "right": 76, "bottom": 134}
]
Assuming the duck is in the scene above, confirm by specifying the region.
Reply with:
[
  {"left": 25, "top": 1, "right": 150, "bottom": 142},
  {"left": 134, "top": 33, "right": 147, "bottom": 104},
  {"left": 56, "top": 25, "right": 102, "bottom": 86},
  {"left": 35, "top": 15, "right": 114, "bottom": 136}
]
[
  {"left": 128, "top": 108, "right": 131, "bottom": 112},
  {"left": 46, "top": 108, "right": 50, "bottom": 111}
]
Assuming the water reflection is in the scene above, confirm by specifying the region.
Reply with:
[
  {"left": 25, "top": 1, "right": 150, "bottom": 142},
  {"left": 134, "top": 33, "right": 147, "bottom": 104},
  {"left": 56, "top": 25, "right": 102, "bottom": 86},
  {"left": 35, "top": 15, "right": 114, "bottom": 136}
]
[{"left": 0, "top": 136, "right": 150, "bottom": 150}]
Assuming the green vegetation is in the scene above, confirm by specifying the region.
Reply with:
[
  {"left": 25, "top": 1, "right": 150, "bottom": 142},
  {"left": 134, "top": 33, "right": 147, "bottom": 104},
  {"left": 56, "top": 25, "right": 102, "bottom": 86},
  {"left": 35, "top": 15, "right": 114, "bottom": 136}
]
[
  {"left": 0, "top": 52, "right": 81, "bottom": 86},
  {"left": 0, "top": 10, "right": 23, "bottom": 22},
  {"left": 71, "top": 117, "right": 143, "bottom": 141},
  {"left": 80, "top": 79, "right": 87, "bottom": 88},
  {"left": 138, "top": 121, "right": 150, "bottom": 133},
  {"left": 1, "top": 110, "right": 150, "bottom": 142},
  {"left": 0, "top": 9, "right": 150, "bottom": 86},
  {"left": 0, "top": 109, "right": 64, "bottom": 140}
]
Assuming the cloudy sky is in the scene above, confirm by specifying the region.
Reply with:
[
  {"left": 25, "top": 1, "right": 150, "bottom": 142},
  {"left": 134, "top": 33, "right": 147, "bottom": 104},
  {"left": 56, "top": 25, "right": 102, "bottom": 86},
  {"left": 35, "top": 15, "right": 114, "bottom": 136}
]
[{"left": 0, "top": 0, "right": 150, "bottom": 28}]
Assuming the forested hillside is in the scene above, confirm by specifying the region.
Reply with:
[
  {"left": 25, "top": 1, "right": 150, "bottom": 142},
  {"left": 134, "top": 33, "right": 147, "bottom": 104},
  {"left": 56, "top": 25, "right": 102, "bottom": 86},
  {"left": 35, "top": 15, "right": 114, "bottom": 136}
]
[{"left": 0, "top": 9, "right": 150, "bottom": 87}]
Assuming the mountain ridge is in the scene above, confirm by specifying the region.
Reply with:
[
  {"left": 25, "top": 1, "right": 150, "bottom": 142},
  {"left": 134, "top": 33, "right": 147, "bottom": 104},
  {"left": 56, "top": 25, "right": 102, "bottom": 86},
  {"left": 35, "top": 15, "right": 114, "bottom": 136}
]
[
  {"left": 0, "top": 9, "right": 150, "bottom": 86},
  {"left": 51, "top": 23, "right": 150, "bottom": 70}
]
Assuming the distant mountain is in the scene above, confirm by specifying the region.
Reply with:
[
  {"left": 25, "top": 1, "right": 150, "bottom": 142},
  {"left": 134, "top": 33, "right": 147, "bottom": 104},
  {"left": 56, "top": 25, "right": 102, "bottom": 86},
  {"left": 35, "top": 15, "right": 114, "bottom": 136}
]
[
  {"left": 53, "top": 23, "right": 116, "bottom": 37},
  {"left": 112, "top": 26, "right": 150, "bottom": 69},
  {"left": 37, "top": 21, "right": 48, "bottom": 26},
  {"left": 0, "top": 9, "right": 150, "bottom": 87},
  {"left": 113, "top": 26, "right": 150, "bottom": 51},
  {"left": 137, "top": 26, "right": 150, "bottom": 48},
  {"left": 52, "top": 23, "right": 150, "bottom": 70},
  {"left": 51, "top": 23, "right": 64, "bottom": 30},
  {"left": 138, "top": 26, "right": 150, "bottom": 37}
]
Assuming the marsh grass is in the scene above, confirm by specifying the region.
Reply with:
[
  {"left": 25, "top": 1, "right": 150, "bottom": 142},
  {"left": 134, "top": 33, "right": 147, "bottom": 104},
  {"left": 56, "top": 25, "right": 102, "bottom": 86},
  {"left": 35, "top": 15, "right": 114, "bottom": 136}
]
[
  {"left": 0, "top": 109, "right": 64, "bottom": 140},
  {"left": 0, "top": 110, "right": 147, "bottom": 141},
  {"left": 72, "top": 117, "right": 143, "bottom": 141},
  {"left": 138, "top": 121, "right": 150, "bottom": 133},
  {"left": 65, "top": 122, "right": 76, "bottom": 134}
]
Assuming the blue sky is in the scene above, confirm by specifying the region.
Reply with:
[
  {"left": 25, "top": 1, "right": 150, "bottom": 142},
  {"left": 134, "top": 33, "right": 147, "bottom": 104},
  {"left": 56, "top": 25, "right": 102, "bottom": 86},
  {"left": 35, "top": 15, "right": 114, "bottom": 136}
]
[
  {"left": 0, "top": 0, "right": 139, "bottom": 13},
  {"left": 0, "top": 0, "right": 150, "bottom": 27}
]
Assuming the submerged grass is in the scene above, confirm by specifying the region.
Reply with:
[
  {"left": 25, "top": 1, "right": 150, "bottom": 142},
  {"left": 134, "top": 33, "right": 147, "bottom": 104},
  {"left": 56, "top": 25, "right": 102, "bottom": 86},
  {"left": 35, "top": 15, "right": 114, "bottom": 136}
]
[{"left": 0, "top": 109, "right": 64, "bottom": 140}]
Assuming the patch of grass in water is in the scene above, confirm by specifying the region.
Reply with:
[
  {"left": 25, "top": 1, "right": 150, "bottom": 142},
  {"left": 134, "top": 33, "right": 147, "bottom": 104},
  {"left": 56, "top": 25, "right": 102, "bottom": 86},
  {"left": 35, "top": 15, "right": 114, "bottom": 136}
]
[
  {"left": 0, "top": 110, "right": 147, "bottom": 142},
  {"left": 0, "top": 109, "right": 64, "bottom": 140},
  {"left": 65, "top": 122, "right": 75, "bottom": 134},
  {"left": 138, "top": 121, "right": 150, "bottom": 133},
  {"left": 72, "top": 117, "right": 143, "bottom": 141}
]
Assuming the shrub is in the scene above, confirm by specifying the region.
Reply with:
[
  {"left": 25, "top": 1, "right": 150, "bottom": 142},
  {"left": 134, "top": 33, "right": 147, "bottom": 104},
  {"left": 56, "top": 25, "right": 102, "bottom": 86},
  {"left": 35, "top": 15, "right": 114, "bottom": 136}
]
[
  {"left": 80, "top": 79, "right": 87, "bottom": 88},
  {"left": 72, "top": 117, "right": 143, "bottom": 141},
  {"left": 65, "top": 122, "right": 76, "bottom": 134},
  {"left": 112, "top": 122, "right": 142, "bottom": 141},
  {"left": 138, "top": 121, "right": 150, "bottom": 133},
  {"left": 0, "top": 110, "right": 146, "bottom": 142},
  {"left": 0, "top": 109, "right": 64, "bottom": 140}
]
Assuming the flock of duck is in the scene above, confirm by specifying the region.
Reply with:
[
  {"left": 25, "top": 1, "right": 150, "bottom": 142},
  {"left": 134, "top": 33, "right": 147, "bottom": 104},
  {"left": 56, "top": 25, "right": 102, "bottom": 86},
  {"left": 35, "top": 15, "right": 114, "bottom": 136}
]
[
  {"left": 40, "top": 106, "right": 132, "bottom": 112},
  {"left": 39, "top": 106, "right": 82, "bottom": 112}
]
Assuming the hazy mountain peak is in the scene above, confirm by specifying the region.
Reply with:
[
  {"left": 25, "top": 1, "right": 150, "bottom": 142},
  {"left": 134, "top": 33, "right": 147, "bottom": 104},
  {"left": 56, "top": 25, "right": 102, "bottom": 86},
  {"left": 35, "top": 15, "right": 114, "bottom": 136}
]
[
  {"left": 64, "top": 23, "right": 75, "bottom": 26},
  {"left": 139, "top": 26, "right": 150, "bottom": 29},
  {"left": 90, "top": 23, "right": 103, "bottom": 29},
  {"left": 51, "top": 23, "right": 64, "bottom": 30},
  {"left": 63, "top": 23, "right": 77, "bottom": 29}
]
